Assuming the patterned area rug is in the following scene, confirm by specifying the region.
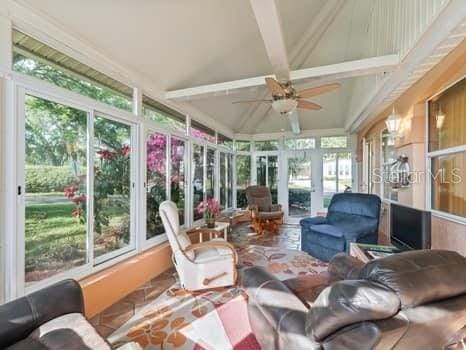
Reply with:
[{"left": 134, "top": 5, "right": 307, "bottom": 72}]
[{"left": 109, "top": 244, "right": 327, "bottom": 350}]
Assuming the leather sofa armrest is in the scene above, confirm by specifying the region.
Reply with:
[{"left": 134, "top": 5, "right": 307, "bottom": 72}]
[
  {"left": 0, "top": 279, "right": 84, "bottom": 348},
  {"left": 300, "top": 216, "right": 327, "bottom": 227}
]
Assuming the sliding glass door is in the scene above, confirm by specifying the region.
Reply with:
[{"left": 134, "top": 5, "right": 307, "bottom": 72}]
[
  {"left": 255, "top": 154, "right": 279, "bottom": 204},
  {"left": 21, "top": 92, "right": 136, "bottom": 287}
]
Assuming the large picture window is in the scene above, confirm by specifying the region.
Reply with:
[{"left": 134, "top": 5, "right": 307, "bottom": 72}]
[
  {"left": 428, "top": 76, "right": 466, "bottom": 219},
  {"left": 381, "top": 129, "right": 398, "bottom": 201},
  {"left": 236, "top": 155, "right": 251, "bottom": 208},
  {"left": 323, "top": 152, "right": 352, "bottom": 207}
]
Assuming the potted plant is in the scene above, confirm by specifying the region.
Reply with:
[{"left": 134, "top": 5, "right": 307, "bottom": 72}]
[{"left": 197, "top": 198, "right": 220, "bottom": 228}]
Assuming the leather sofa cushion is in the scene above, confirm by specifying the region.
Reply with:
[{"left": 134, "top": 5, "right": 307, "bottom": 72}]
[
  {"left": 7, "top": 313, "right": 111, "bottom": 350},
  {"left": 328, "top": 253, "right": 365, "bottom": 281},
  {"left": 359, "top": 250, "right": 466, "bottom": 308},
  {"left": 306, "top": 280, "right": 400, "bottom": 342}
]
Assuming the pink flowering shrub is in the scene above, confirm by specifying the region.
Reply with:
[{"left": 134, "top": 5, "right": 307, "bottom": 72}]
[{"left": 196, "top": 198, "right": 220, "bottom": 219}]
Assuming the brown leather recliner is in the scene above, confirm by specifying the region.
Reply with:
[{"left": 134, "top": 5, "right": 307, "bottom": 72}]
[
  {"left": 245, "top": 185, "right": 284, "bottom": 235},
  {"left": 242, "top": 250, "right": 466, "bottom": 349}
]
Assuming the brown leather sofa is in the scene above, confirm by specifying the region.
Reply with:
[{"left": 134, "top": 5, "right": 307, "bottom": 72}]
[
  {"left": 0, "top": 279, "right": 140, "bottom": 350},
  {"left": 242, "top": 250, "right": 466, "bottom": 349}
]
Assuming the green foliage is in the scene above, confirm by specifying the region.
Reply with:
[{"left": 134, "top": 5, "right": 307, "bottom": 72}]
[
  {"left": 26, "top": 165, "right": 79, "bottom": 193},
  {"left": 14, "top": 53, "right": 132, "bottom": 112}
]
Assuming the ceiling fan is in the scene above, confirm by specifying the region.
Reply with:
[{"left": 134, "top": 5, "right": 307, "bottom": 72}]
[{"left": 232, "top": 77, "right": 340, "bottom": 115}]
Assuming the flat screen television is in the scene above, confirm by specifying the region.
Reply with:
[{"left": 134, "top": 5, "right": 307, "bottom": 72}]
[{"left": 390, "top": 203, "right": 431, "bottom": 250}]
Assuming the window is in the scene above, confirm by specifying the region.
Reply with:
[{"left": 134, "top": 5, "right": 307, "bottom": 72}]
[
  {"left": 146, "top": 132, "right": 167, "bottom": 240},
  {"left": 206, "top": 148, "right": 216, "bottom": 199},
  {"left": 323, "top": 152, "right": 352, "bottom": 207},
  {"left": 381, "top": 129, "right": 398, "bottom": 201},
  {"left": 236, "top": 140, "right": 250, "bottom": 152},
  {"left": 218, "top": 134, "right": 233, "bottom": 149},
  {"left": 255, "top": 140, "right": 279, "bottom": 151},
  {"left": 219, "top": 152, "right": 234, "bottom": 209},
  {"left": 13, "top": 30, "right": 133, "bottom": 112},
  {"left": 190, "top": 120, "right": 216, "bottom": 143},
  {"left": 236, "top": 155, "right": 251, "bottom": 208},
  {"left": 170, "top": 138, "right": 186, "bottom": 226},
  {"left": 256, "top": 155, "right": 278, "bottom": 203},
  {"left": 93, "top": 116, "right": 132, "bottom": 258},
  {"left": 23, "top": 93, "right": 135, "bottom": 286},
  {"left": 428, "top": 76, "right": 466, "bottom": 219},
  {"left": 24, "top": 95, "right": 88, "bottom": 284},
  {"left": 142, "top": 95, "right": 186, "bottom": 132},
  {"left": 285, "top": 137, "right": 315, "bottom": 150},
  {"left": 321, "top": 136, "right": 348, "bottom": 148},
  {"left": 192, "top": 144, "right": 204, "bottom": 221}
]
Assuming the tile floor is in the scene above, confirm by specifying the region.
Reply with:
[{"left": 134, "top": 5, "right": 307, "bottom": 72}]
[{"left": 89, "top": 223, "right": 301, "bottom": 338}]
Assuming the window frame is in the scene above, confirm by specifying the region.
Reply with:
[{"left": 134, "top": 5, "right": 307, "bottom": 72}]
[
  {"left": 14, "top": 80, "right": 140, "bottom": 295},
  {"left": 426, "top": 73, "right": 466, "bottom": 224}
]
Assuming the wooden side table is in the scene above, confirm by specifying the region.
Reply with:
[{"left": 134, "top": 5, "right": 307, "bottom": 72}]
[
  {"left": 350, "top": 243, "right": 370, "bottom": 263},
  {"left": 186, "top": 221, "right": 230, "bottom": 242}
]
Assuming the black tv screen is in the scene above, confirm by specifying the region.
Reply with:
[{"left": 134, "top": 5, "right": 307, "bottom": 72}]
[{"left": 390, "top": 203, "right": 431, "bottom": 250}]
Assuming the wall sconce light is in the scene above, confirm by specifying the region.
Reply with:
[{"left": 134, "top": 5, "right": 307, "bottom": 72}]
[
  {"left": 385, "top": 107, "right": 401, "bottom": 135},
  {"left": 436, "top": 106, "right": 445, "bottom": 129}
]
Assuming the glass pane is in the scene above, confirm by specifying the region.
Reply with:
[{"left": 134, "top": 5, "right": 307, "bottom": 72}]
[
  {"left": 193, "top": 144, "right": 204, "bottom": 221},
  {"left": 431, "top": 153, "right": 466, "bottom": 218},
  {"left": 255, "top": 140, "right": 279, "bottom": 151},
  {"left": 288, "top": 157, "right": 312, "bottom": 218},
  {"left": 218, "top": 134, "right": 233, "bottom": 149},
  {"left": 171, "top": 138, "right": 186, "bottom": 226},
  {"left": 256, "top": 156, "right": 267, "bottom": 186},
  {"left": 190, "top": 120, "right": 216, "bottom": 143},
  {"left": 337, "top": 152, "right": 352, "bottom": 192},
  {"left": 236, "top": 140, "right": 250, "bottom": 152},
  {"left": 24, "top": 95, "right": 87, "bottom": 283},
  {"left": 428, "top": 77, "right": 466, "bottom": 152},
  {"left": 143, "top": 106, "right": 185, "bottom": 132},
  {"left": 206, "top": 148, "right": 216, "bottom": 199},
  {"left": 94, "top": 116, "right": 131, "bottom": 258},
  {"left": 236, "top": 155, "right": 251, "bottom": 208},
  {"left": 323, "top": 153, "right": 337, "bottom": 208},
  {"left": 220, "top": 152, "right": 227, "bottom": 209},
  {"left": 227, "top": 154, "right": 234, "bottom": 208},
  {"left": 268, "top": 156, "right": 279, "bottom": 204},
  {"left": 382, "top": 129, "right": 398, "bottom": 200},
  {"left": 321, "top": 136, "right": 347, "bottom": 148},
  {"left": 285, "top": 138, "right": 315, "bottom": 150},
  {"left": 13, "top": 30, "right": 133, "bottom": 112},
  {"left": 146, "top": 132, "right": 167, "bottom": 240}
]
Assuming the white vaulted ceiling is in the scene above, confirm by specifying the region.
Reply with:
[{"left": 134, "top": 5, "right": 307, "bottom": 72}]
[{"left": 13, "top": 0, "right": 466, "bottom": 134}]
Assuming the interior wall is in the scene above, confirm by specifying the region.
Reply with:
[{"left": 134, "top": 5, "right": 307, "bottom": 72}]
[{"left": 357, "top": 39, "right": 466, "bottom": 255}]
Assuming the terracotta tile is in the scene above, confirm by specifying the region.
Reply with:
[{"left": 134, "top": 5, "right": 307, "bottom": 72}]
[
  {"left": 94, "top": 324, "right": 116, "bottom": 338},
  {"left": 101, "top": 305, "right": 135, "bottom": 329},
  {"left": 122, "top": 289, "right": 146, "bottom": 305},
  {"left": 101, "top": 301, "right": 134, "bottom": 317}
]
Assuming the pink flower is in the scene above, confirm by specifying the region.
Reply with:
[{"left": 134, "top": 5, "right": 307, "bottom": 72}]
[
  {"left": 72, "top": 194, "right": 86, "bottom": 204},
  {"left": 121, "top": 145, "right": 130, "bottom": 156},
  {"left": 97, "top": 149, "right": 116, "bottom": 160}
]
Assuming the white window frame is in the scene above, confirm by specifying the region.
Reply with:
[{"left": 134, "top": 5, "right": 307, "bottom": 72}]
[{"left": 426, "top": 74, "right": 466, "bottom": 225}]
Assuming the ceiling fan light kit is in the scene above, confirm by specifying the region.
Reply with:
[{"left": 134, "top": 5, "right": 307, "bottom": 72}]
[{"left": 272, "top": 98, "right": 298, "bottom": 114}]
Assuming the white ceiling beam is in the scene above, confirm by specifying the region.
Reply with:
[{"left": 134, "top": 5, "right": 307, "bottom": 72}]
[
  {"left": 290, "top": 54, "right": 399, "bottom": 81},
  {"left": 249, "top": 0, "right": 290, "bottom": 81},
  {"left": 165, "top": 55, "right": 399, "bottom": 100},
  {"left": 243, "top": 0, "right": 344, "bottom": 133}
]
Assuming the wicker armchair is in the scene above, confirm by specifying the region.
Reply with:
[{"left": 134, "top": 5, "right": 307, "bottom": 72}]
[{"left": 245, "top": 186, "right": 284, "bottom": 235}]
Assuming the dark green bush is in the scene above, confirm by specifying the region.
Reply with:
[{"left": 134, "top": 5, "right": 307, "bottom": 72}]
[{"left": 26, "top": 165, "right": 79, "bottom": 193}]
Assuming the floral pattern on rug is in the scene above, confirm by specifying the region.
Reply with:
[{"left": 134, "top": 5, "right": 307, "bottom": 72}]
[
  {"left": 236, "top": 244, "right": 328, "bottom": 281},
  {"left": 109, "top": 244, "right": 327, "bottom": 350}
]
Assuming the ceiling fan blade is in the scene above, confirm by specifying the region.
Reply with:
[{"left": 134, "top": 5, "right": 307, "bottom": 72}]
[
  {"left": 297, "top": 100, "right": 322, "bottom": 110},
  {"left": 265, "top": 77, "right": 286, "bottom": 96},
  {"left": 297, "top": 83, "right": 341, "bottom": 98},
  {"left": 232, "top": 99, "right": 272, "bottom": 104}
]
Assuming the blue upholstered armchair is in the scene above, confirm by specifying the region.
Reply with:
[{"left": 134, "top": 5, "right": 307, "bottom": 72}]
[{"left": 300, "top": 193, "right": 381, "bottom": 262}]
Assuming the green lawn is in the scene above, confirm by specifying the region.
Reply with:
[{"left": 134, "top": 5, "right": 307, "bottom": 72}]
[{"left": 25, "top": 199, "right": 128, "bottom": 280}]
